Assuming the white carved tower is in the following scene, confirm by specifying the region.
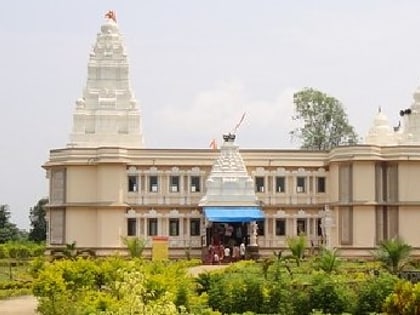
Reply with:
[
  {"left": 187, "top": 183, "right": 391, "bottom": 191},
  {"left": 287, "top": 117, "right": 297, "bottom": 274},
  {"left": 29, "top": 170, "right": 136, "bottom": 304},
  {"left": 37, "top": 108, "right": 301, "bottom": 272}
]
[{"left": 69, "top": 11, "right": 144, "bottom": 148}]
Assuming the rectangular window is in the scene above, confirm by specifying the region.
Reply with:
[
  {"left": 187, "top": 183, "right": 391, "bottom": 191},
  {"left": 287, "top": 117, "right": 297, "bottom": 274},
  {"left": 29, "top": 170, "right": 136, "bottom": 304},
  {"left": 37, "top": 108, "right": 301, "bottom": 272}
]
[
  {"left": 170, "top": 176, "right": 180, "bottom": 193},
  {"left": 149, "top": 176, "right": 158, "bottom": 193},
  {"left": 128, "top": 175, "right": 138, "bottom": 192},
  {"left": 297, "top": 218, "right": 307, "bottom": 235},
  {"left": 255, "top": 176, "right": 265, "bottom": 192},
  {"left": 169, "top": 218, "right": 179, "bottom": 236},
  {"left": 317, "top": 177, "right": 326, "bottom": 193},
  {"left": 275, "top": 219, "right": 286, "bottom": 236},
  {"left": 51, "top": 168, "right": 66, "bottom": 204},
  {"left": 191, "top": 176, "right": 200, "bottom": 192},
  {"left": 276, "top": 176, "right": 286, "bottom": 193},
  {"left": 257, "top": 221, "right": 265, "bottom": 236},
  {"left": 127, "top": 218, "right": 136, "bottom": 236},
  {"left": 376, "top": 206, "right": 399, "bottom": 243},
  {"left": 190, "top": 218, "right": 201, "bottom": 236},
  {"left": 147, "top": 218, "right": 158, "bottom": 236},
  {"left": 297, "top": 177, "right": 306, "bottom": 193}
]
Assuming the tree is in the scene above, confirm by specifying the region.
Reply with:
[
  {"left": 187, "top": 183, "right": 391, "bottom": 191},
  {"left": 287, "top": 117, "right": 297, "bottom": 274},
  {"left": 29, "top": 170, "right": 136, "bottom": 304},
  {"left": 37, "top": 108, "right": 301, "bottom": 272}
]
[
  {"left": 375, "top": 237, "right": 412, "bottom": 274},
  {"left": 0, "top": 204, "right": 19, "bottom": 243},
  {"left": 29, "top": 198, "right": 48, "bottom": 242},
  {"left": 291, "top": 88, "right": 358, "bottom": 150}
]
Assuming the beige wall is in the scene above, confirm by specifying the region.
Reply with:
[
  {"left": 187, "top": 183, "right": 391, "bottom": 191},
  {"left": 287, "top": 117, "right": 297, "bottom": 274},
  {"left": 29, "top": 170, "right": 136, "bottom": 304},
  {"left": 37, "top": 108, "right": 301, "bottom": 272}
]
[
  {"left": 65, "top": 207, "right": 97, "bottom": 247},
  {"left": 97, "top": 208, "right": 126, "bottom": 248},
  {"left": 399, "top": 206, "right": 420, "bottom": 246},
  {"left": 352, "top": 161, "right": 375, "bottom": 202},
  {"left": 66, "top": 166, "right": 97, "bottom": 202},
  {"left": 97, "top": 165, "right": 125, "bottom": 203},
  {"left": 352, "top": 206, "right": 375, "bottom": 248},
  {"left": 328, "top": 163, "right": 339, "bottom": 202},
  {"left": 399, "top": 162, "right": 420, "bottom": 202}
]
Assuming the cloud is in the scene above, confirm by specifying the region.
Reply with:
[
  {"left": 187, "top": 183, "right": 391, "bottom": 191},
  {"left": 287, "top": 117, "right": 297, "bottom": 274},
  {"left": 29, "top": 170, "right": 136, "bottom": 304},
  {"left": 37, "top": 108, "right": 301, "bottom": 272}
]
[{"left": 155, "top": 79, "right": 297, "bottom": 148}]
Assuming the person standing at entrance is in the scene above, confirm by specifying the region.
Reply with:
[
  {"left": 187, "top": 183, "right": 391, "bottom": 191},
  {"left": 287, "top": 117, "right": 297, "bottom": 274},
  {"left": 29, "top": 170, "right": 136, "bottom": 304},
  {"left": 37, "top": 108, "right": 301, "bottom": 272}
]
[{"left": 240, "top": 241, "right": 246, "bottom": 259}]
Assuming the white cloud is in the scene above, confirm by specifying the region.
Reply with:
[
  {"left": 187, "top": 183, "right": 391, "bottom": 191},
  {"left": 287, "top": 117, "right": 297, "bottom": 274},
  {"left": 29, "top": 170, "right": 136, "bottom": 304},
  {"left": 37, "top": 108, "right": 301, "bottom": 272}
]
[{"left": 156, "top": 80, "right": 297, "bottom": 147}]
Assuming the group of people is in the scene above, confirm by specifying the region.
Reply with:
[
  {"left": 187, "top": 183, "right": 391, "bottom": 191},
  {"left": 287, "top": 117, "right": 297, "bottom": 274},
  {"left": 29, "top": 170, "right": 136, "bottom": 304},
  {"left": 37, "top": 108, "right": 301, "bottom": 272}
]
[{"left": 208, "top": 242, "right": 246, "bottom": 264}]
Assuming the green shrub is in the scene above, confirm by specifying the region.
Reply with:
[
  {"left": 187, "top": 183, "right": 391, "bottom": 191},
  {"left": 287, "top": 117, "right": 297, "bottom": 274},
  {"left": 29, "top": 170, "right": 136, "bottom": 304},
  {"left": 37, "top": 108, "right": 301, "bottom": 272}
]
[
  {"left": 355, "top": 272, "right": 398, "bottom": 314},
  {"left": 383, "top": 280, "right": 420, "bottom": 315}
]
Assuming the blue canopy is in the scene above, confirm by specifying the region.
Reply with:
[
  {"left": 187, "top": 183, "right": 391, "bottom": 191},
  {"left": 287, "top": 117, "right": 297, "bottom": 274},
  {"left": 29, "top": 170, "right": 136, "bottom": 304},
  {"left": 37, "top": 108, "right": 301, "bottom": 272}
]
[{"left": 203, "top": 206, "right": 265, "bottom": 222}]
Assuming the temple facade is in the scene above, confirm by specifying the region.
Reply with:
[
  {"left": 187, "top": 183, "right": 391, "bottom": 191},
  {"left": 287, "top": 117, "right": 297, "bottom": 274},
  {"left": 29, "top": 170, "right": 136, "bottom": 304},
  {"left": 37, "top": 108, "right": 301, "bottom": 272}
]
[{"left": 44, "top": 13, "right": 420, "bottom": 258}]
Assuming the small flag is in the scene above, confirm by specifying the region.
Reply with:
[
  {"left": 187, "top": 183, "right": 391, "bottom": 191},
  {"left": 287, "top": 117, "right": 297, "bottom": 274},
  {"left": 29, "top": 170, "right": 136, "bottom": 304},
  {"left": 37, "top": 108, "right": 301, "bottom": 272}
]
[{"left": 209, "top": 138, "right": 217, "bottom": 150}]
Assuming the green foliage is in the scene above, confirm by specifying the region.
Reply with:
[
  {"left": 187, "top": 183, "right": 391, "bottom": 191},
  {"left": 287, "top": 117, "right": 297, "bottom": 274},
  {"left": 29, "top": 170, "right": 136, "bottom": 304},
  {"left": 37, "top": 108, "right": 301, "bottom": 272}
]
[
  {"left": 355, "top": 272, "right": 398, "bottom": 314},
  {"left": 29, "top": 198, "right": 48, "bottom": 242},
  {"left": 313, "top": 248, "right": 341, "bottom": 273},
  {"left": 291, "top": 87, "right": 358, "bottom": 150},
  {"left": 383, "top": 280, "right": 420, "bottom": 315},
  {"left": 307, "top": 275, "right": 350, "bottom": 315},
  {"left": 375, "top": 237, "right": 412, "bottom": 274},
  {"left": 0, "top": 205, "right": 20, "bottom": 243},
  {"left": 32, "top": 257, "right": 199, "bottom": 314},
  {"left": 122, "top": 236, "right": 147, "bottom": 258},
  {"left": 287, "top": 234, "right": 307, "bottom": 266}
]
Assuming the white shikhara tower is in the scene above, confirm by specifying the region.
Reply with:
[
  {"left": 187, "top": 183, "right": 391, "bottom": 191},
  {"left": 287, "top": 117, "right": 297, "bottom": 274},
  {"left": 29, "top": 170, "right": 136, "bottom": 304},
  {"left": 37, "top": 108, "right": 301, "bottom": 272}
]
[{"left": 69, "top": 12, "right": 143, "bottom": 148}]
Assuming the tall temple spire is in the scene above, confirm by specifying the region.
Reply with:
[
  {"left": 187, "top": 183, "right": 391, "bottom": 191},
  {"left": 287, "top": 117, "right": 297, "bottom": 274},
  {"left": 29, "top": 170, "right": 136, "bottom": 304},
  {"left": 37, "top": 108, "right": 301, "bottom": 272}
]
[{"left": 69, "top": 11, "right": 144, "bottom": 148}]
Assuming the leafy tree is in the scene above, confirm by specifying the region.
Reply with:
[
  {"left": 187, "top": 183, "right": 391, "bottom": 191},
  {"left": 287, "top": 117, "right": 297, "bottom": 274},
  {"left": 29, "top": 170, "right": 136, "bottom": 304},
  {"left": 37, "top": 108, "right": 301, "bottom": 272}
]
[
  {"left": 291, "top": 87, "right": 358, "bottom": 150},
  {"left": 0, "top": 204, "right": 20, "bottom": 243},
  {"left": 375, "top": 237, "right": 412, "bottom": 274},
  {"left": 29, "top": 198, "right": 48, "bottom": 242}
]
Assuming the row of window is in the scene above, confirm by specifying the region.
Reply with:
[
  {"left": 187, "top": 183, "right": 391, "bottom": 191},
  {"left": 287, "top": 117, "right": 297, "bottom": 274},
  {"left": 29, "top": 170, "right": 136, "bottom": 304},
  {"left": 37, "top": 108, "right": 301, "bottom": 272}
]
[
  {"left": 128, "top": 175, "right": 326, "bottom": 194},
  {"left": 128, "top": 175, "right": 201, "bottom": 193},
  {"left": 127, "top": 218, "right": 201, "bottom": 237},
  {"left": 255, "top": 176, "right": 326, "bottom": 193}
]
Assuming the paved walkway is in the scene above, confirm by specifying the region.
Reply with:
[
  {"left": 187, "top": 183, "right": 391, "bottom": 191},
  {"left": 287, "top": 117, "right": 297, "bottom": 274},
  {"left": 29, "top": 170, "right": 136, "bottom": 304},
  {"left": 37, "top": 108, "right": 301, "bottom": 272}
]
[
  {"left": 0, "top": 264, "right": 230, "bottom": 314},
  {"left": 0, "top": 295, "right": 38, "bottom": 315}
]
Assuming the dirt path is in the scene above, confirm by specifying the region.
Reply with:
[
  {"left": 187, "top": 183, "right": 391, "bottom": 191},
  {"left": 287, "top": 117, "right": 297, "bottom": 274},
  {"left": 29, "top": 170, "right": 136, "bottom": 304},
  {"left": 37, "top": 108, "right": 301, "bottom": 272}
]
[{"left": 0, "top": 295, "right": 38, "bottom": 315}]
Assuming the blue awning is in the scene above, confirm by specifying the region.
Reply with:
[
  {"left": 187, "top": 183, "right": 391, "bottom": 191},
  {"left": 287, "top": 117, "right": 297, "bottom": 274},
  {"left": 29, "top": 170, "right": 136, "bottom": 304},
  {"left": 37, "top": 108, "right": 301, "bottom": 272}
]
[{"left": 203, "top": 206, "right": 265, "bottom": 222}]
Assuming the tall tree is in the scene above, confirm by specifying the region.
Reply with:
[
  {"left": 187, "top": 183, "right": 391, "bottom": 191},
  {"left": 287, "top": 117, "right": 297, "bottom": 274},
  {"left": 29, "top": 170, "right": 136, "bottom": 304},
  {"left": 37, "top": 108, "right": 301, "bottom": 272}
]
[
  {"left": 0, "top": 204, "right": 19, "bottom": 243},
  {"left": 29, "top": 198, "right": 48, "bottom": 242},
  {"left": 291, "top": 88, "right": 358, "bottom": 150}
]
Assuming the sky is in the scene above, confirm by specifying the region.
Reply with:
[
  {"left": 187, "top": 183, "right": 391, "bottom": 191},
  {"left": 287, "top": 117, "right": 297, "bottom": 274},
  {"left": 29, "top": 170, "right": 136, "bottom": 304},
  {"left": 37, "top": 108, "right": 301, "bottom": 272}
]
[{"left": 1, "top": 1, "right": 420, "bottom": 229}]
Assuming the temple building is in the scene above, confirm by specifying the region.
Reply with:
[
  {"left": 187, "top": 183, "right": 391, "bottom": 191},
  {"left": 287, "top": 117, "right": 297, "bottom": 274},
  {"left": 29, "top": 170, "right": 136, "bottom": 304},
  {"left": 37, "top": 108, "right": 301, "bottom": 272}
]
[{"left": 44, "top": 13, "right": 420, "bottom": 258}]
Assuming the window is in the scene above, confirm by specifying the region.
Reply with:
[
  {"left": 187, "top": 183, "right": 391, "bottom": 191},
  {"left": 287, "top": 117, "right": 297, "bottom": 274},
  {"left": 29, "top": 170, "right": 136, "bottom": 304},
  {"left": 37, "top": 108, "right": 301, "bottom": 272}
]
[
  {"left": 170, "top": 176, "right": 180, "bottom": 193},
  {"left": 191, "top": 176, "right": 200, "bottom": 192},
  {"left": 190, "top": 218, "right": 201, "bottom": 236},
  {"left": 255, "top": 176, "right": 265, "bottom": 192},
  {"left": 297, "top": 218, "right": 307, "bottom": 235},
  {"left": 149, "top": 176, "right": 158, "bottom": 192},
  {"left": 275, "top": 219, "right": 286, "bottom": 236},
  {"left": 317, "top": 177, "right": 326, "bottom": 193},
  {"left": 257, "top": 221, "right": 265, "bottom": 236},
  {"left": 276, "top": 176, "right": 286, "bottom": 193},
  {"left": 127, "top": 218, "right": 136, "bottom": 236},
  {"left": 297, "top": 177, "right": 306, "bottom": 193},
  {"left": 169, "top": 218, "right": 179, "bottom": 236},
  {"left": 128, "top": 175, "right": 138, "bottom": 192},
  {"left": 339, "top": 164, "right": 352, "bottom": 202},
  {"left": 147, "top": 218, "right": 158, "bottom": 236}
]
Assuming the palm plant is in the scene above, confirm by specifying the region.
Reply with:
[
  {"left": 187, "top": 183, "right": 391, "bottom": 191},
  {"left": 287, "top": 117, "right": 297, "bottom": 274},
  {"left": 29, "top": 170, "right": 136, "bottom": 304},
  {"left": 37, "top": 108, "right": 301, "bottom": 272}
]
[
  {"left": 122, "top": 237, "right": 147, "bottom": 258},
  {"left": 375, "top": 237, "right": 412, "bottom": 274},
  {"left": 314, "top": 247, "right": 341, "bottom": 273},
  {"left": 286, "top": 234, "right": 306, "bottom": 266}
]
